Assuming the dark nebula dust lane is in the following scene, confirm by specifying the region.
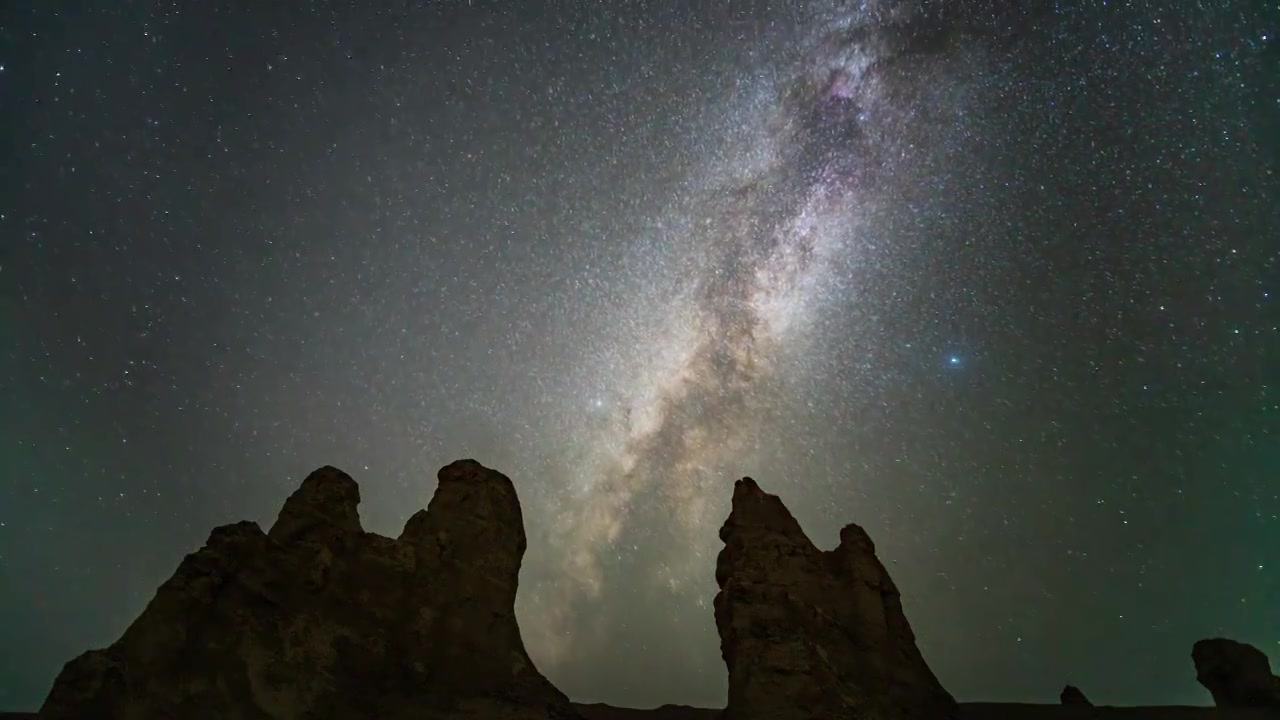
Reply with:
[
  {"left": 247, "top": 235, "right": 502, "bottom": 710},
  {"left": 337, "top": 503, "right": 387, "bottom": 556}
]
[
  {"left": 3, "top": 0, "right": 1277, "bottom": 712},
  {"left": 524, "top": 3, "right": 1045, "bottom": 698}
]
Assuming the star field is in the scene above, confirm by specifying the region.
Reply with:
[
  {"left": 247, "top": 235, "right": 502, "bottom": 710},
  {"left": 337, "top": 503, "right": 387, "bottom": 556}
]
[{"left": 2, "top": 0, "right": 1278, "bottom": 712}]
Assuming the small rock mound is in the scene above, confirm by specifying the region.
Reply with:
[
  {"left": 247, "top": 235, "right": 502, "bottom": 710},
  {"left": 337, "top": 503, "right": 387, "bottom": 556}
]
[
  {"left": 40, "top": 460, "right": 579, "bottom": 720},
  {"left": 1059, "top": 684, "right": 1092, "bottom": 706},
  {"left": 1192, "top": 638, "right": 1280, "bottom": 709},
  {"left": 713, "top": 477, "right": 956, "bottom": 720}
]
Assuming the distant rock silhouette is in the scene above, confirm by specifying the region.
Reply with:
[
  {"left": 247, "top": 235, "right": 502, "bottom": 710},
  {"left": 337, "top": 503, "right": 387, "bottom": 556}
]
[
  {"left": 574, "top": 703, "right": 719, "bottom": 720},
  {"left": 713, "top": 477, "right": 956, "bottom": 720},
  {"left": 39, "top": 460, "right": 580, "bottom": 720},
  {"left": 1192, "top": 638, "right": 1280, "bottom": 709},
  {"left": 1059, "top": 685, "right": 1092, "bottom": 706}
]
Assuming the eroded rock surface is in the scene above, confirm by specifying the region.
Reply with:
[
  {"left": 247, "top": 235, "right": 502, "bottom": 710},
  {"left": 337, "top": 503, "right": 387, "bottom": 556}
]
[
  {"left": 1192, "top": 638, "right": 1280, "bottom": 709},
  {"left": 39, "top": 460, "right": 579, "bottom": 720},
  {"left": 713, "top": 477, "right": 956, "bottom": 720}
]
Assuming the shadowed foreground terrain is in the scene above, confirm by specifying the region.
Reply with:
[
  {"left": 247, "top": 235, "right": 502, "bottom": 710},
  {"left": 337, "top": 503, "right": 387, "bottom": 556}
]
[
  {"left": 19, "top": 461, "right": 1280, "bottom": 719},
  {"left": 11, "top": 703, "right": 1280, "bottom": 720},
  {"left": 573, "top": 705, "right": 1280, "bottom": 720}
]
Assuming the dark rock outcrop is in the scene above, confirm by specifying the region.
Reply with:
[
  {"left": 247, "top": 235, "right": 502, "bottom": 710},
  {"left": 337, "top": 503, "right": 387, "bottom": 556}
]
[
  {"left": 1060, "top": 685, "right": 1092, "bottom": 706},
  {"left": 39, "top": 460, "right": 579, "bottom": 720},
  {"left": 573, "top": 703, "right": 721, "bottom": 720},
  {"left": 712, "top": 477, "right": 955, "bottom": 720},
  {"left": 1192, "top": 638, "right": 1280, "bottom": 709}
]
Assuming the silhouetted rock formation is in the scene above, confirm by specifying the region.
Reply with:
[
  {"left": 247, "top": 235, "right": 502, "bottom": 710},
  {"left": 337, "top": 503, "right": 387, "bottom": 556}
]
[
  {"left": 712, "top": 477, "right": 956, "bottom": 720},
  {"left": 39, "top": 460, "right": 580, "bottom": 720},
  {"left": 1192, "top": 638, "right": 1280, "bottom": 709},
  {"left": 1060, "top": 685, "right": 1092, "bottom": 706},
  {"left": 31, "top": 459, "right": 1280, "bottom": 720}
]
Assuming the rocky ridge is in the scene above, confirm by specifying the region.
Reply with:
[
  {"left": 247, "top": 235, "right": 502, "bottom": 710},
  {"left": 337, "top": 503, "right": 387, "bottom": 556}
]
[
  {"left": 28, "top": 460, "right": 1280, "bottom": 719},
  {"left": 39, "top": 460, "right": 578, "bottom": 720},
  {"left": 714, "top": 477, "right": 956, "bottom": 720}
]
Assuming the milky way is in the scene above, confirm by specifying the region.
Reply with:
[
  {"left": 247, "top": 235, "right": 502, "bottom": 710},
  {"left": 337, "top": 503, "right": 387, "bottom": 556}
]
[{"left": 522, "top": 0, "right": 1010, "bottom": 692}]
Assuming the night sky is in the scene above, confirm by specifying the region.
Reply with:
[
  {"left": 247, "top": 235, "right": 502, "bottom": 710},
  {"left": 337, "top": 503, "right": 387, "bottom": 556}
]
[{"left": 3, "top": 0, "right": 1278, "bottom": 713}]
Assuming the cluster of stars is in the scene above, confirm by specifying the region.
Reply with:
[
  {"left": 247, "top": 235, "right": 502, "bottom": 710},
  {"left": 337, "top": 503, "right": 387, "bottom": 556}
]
[{"left": 1, "top": 0, "right": 1276, "bottom": 713}]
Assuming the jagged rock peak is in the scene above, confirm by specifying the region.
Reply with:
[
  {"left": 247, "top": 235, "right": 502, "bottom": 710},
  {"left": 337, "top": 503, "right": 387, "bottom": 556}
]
[
  {"left": 40, "top": 460, "right": 579, "bottom": 720},
  {"left": 1060, "top": 684, "right": 1092, "bottom": 706},
  {"left": 412, "top": 458, "right": 526, "bottom": 547},
  {"left": 267, "top": 464, "right": 362, "bottom": 543},
  {"left": 714, "top": 477, "right": 812, "bottom": 588},
  {"left": 714, "top": 476, "right": 956, "bottom": 720},
  {"left": 1192, "top": 638, "right": 1280, "bottom": 709},
  {"left": 723, "top": 476, "right": 806, "bottom": 535},
  {"left": 399, "top": 458, "right": 531, "bottom": 628}
]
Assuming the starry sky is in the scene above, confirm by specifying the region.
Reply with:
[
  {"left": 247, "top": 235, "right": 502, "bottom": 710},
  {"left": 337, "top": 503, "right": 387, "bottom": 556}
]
[{"left": 2, "top": 0, "right": 1278, "bottom": 712}]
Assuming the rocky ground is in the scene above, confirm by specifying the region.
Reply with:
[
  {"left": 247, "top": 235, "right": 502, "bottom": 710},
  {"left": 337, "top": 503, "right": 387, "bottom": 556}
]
[
  {"left": 955, "top": 705, "right": 1278, "bottom": 720},
  {"left": 572, "top": 704, "right": 1280, "bottom": 720},
  {"left": 7, "top": 704, "right": 1280, "bottom": 720},
  {"left": 574, "top": 704, "right": 720, "bottom": 720}
]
